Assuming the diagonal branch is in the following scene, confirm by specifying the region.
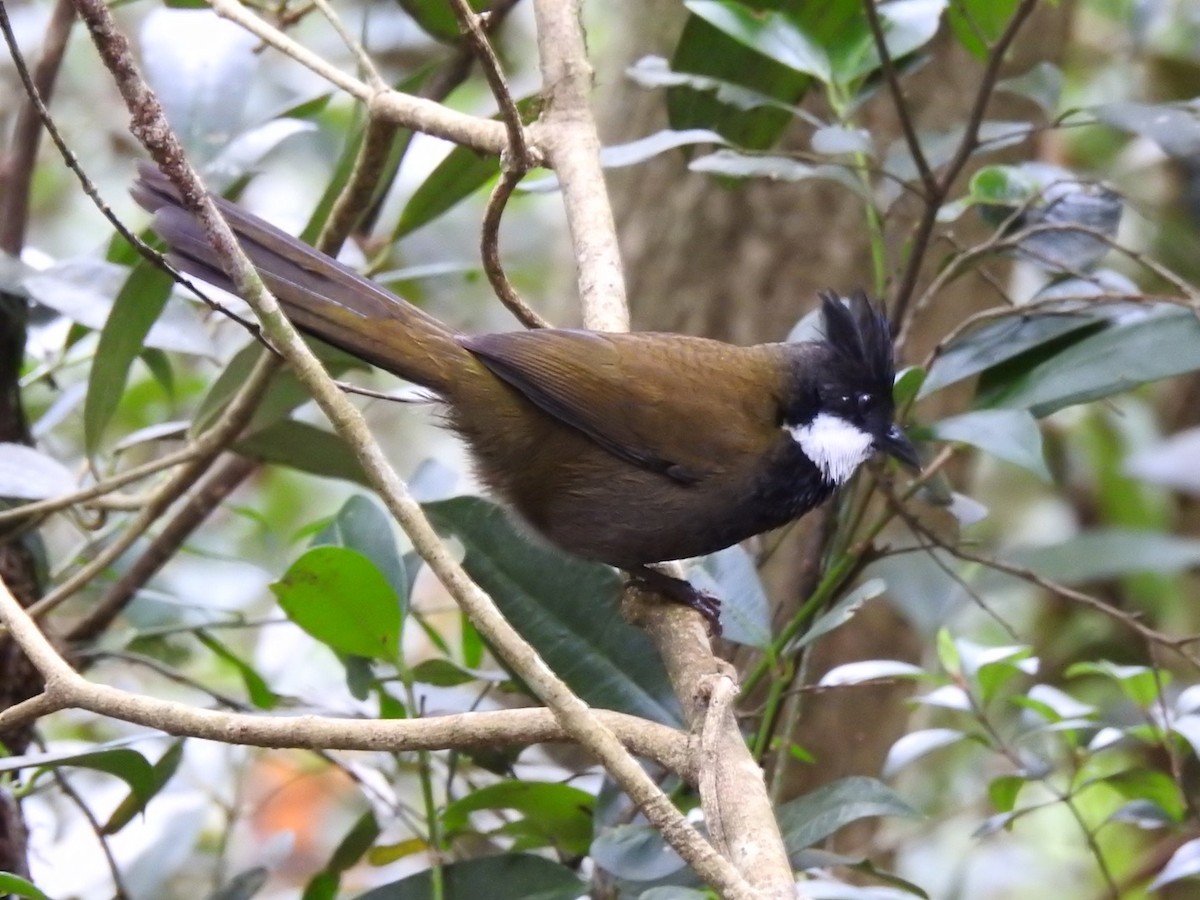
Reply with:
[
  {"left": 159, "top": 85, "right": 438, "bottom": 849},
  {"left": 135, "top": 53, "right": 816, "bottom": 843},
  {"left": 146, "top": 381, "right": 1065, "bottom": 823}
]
[{"left": 889, "top": 0, "right": 1041, "bottom": 328}]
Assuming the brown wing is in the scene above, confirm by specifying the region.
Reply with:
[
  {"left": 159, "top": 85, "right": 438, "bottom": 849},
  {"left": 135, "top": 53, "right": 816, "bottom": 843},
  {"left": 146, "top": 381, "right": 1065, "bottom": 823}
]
[{"left": 459, "top": 329, "right": 800, "bottom": 483}]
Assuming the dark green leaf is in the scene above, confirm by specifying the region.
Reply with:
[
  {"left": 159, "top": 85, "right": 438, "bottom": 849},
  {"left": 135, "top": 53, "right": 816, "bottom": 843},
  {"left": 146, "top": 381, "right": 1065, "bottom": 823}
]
[
  {"left": 140, "top": 348, "right": 174, "bottom": 397},
  {"left": 10, "top": 747, "right": 156, "bottom": 804},
  {"left": 195, "top": 632, "right": 280, "bottom": 709},
  {"left": 410, "top": 658, "right": 484, "bottom": 687},
  {"left": 777, "top": 776, "right": 921, "bottom": 853},
  {"left": 919, "top": 311, "right": 1107, "bottom": 398},
  {"left": 979, "top": 309, "right": 1200, "bottom": 416},
  {"left": 103, "top": 740, "right": 185, "bottom": 834},
  {"left": 329, "top": 813, "right": 383, "bottom": 883},
  {"left": 313, "top": 495, "right": 408, "bottom": 611},
  {"left": 396, "top": 0, "right": 488, "bottom": 42},
  {"left": 353, "top": 853, "right": 584, "bottom": 900},
  {"left": 271, "top": 546, "right": 401, "bottom": 662},
  {"left": 193, "top": 340, "right": 366, "bottom": 437},
  {"left": 683, "top": 0, "right": 831, "bottom": 81},
  {"left": 668, "top": 11, "right": 809, "bottom": 148},
  {"left": 423, "top": 496, "right": 681, "bottom": 725},
  {"left": 394, "top": 96, "right": 542, "bottom": 240},
  {"left": 235, "top": 420, "right": 370, "bottom": 486},
  {"left": 209, "top": 867, "right": 269, "bottom": 900},
  {"left": 927, "top": 409, "right": 1050, "bottom": 480},
  {"left": 85, "top": 262, "right": 173, "bottom": 452},
  {"left": 442, "top": 782, "right": 595, "bottom": 857}
]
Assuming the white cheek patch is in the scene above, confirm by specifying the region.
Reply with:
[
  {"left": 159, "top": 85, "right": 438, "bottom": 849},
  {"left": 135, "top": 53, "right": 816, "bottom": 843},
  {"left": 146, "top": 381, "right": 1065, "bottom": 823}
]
[{"left": 787, "top": 413, "right": 874, "bottom": 485}]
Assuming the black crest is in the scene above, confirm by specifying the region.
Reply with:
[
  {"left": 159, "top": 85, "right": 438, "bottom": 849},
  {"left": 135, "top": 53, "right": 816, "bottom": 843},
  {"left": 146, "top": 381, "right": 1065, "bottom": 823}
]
[{"left": 817, "top": 290, "right": 896, "bottom": 396}]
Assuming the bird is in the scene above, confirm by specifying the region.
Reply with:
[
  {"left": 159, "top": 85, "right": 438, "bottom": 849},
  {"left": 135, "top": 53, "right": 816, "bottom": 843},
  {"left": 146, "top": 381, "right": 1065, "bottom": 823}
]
[{"left": 132, "top": 162, "right": 918, "bottom": 633}]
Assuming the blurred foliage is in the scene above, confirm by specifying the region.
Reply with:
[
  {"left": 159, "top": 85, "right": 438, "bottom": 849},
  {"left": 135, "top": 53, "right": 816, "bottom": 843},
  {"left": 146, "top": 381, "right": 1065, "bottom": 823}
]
[{"left": 9, "top": 0, "right": 1200, "bottom": 897}]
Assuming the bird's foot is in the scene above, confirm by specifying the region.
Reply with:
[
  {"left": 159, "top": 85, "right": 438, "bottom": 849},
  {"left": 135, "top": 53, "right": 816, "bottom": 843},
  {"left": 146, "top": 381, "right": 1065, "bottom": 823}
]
[{"left": 628, "top": 566, "right": 722, "bottom": 637}]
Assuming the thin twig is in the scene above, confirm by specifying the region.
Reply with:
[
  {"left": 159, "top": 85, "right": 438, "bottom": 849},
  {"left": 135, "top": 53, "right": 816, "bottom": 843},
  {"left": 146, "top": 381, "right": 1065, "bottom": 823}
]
[
  {"left": 481, "top": 168, "right": 549, "bottom": 328},
  {"left": 862, "top": 0, "right": 935, "bottom": 196},
  {"left": 449, "top": 0, "right": 547, "bottom": 328},
  {"left": 308, "top": 0, "right": 384, "bottom": 89},
  {"left": 207, "top": 0, "right": 510, "bottom": 155},
  {"left": 48, "top": 768, "right": 130, "bottom": 898},
  {"left": 889, "top": 0, "right": 1040, "bottom": 329}
]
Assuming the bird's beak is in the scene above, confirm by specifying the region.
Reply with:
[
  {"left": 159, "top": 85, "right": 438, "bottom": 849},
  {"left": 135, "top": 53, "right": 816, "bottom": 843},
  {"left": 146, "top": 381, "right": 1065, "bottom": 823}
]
[{"left": 878, "top": 424, "right": 921, "bottom": 471}]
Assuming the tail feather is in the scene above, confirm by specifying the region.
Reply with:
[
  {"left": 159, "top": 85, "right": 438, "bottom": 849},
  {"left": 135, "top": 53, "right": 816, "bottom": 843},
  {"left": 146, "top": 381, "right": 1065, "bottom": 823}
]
[{"left": 132, "top": 162, "right": 466, "bottom": 393}]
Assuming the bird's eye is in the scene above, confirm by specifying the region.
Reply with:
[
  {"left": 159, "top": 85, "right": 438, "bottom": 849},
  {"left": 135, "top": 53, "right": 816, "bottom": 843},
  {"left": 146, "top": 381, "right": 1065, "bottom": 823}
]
[{"left": 857, "top": 392, "right": 873, "bottom": 410}]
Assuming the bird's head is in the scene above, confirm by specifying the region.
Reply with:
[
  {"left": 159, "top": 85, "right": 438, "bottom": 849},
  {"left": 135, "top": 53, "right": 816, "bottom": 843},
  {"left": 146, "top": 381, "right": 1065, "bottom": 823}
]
[{"left": 786, "top": 292, "right": 919, "bottom": 484}]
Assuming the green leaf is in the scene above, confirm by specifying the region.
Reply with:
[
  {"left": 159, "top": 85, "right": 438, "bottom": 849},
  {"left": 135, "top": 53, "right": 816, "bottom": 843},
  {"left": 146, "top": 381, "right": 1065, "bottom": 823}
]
[
  {"left": 7, "top": 747, "right": 156, "bottom": 804},
  {"left": 947, "top": 0, "right": 1020, "bottom": 59},
  {"left": 989, "top": 774, "right": 1025, "bottom": 813},
  {"left": 396, "top": 0, "right": 488, "bottom": 42},
  {"left": 777, "top": 776, "right": 921, "bottom": 853},
  {"left": 235, "top": 420, "right": 370, "bottom": 486},
  {"left": 1104, "top": 768, "right": 1185, "bottom": 823},
  {"left": 193, "top": 340, "right": 367, "bottom": 437},
  {"left": 195, "top": 631, "right": 280, "bottom": 709},
  {"left": 683, "top": 0, "right": 832, "bottom": 82},
  {"left": 102, "top": 739, "right": 185, "bottom": 834},
  {"left": 668, "top": 11, "right": 810, "bottom": 148},
  {"left": 788, "top": 578, "right": 886, "bottom": 653},
  {"left": 1067, "top": 660, "right": 1165, "bottom": 708},
  {"left": 893, "top": 365, "right": 926, "bottom": 409},
  {"left": 410, "top": 658, "right": 485, "bottom": 687},
  {"left": 84, "top": 262, "right": 173, "bottom": 452},
  {"left": 1012, "top": 529, "right": 1200, "bottom": 584},
  {"left": 442, "top": 782, "right": 595, "bottom": 857},
  {"left": 423, "top": 496, "right": 681, "bottom": 725},
  {"left": 209, "top": 867, "right": 269, "bottom": 900},
  {"left": 0, "top": 873, "right": 51, "bottom": 900},
  {"left": 271, "top": 546, "right": 401, "bottom": 662},
  {"left": 313, "top": 495, "right": 408, "bottom": 611},
  {"left": 920, "top": 311, "right": 1106, "bottom": 398},
  {"left": 304, "top": 811, "right": 381, "bottom": 900},
  {"left": 979, "top": 309, "right": 1200, "bottom": 417},
  {"left": 394, "top": 96, "right": 542, "bottom": 240},
  {"left": 354, "top": 853, "right": 584, "bottom": 900},
  {"left": 927, "top": 409, "right": 1050, "bottom": 481}
]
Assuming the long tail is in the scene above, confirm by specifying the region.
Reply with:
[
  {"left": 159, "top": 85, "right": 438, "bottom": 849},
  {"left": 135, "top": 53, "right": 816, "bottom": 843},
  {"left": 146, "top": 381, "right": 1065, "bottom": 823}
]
[{"left": 132, "top": 162, "right": 468, "bottom": 394}]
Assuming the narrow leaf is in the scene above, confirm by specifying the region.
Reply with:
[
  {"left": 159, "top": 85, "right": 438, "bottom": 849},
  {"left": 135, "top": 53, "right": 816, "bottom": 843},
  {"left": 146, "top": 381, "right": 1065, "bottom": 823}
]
[
  {"left": 778, "top": 776, "right": 921, "bottom": 852},
  {"left": 85, "top": 262, "right": 173, "bottom": 451}
]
